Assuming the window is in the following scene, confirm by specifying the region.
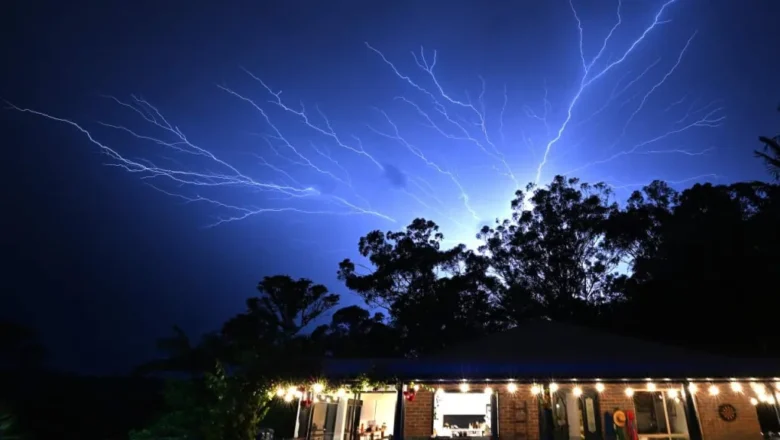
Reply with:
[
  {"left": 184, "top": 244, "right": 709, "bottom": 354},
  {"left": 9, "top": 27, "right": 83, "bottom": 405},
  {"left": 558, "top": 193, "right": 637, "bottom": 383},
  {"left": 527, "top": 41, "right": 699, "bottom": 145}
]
[
  {"left": 632, "top": 391, "right": 689, "bottom": 439},
  {"left": 433, "top": 390, "right": 492, "bottom": 437}
]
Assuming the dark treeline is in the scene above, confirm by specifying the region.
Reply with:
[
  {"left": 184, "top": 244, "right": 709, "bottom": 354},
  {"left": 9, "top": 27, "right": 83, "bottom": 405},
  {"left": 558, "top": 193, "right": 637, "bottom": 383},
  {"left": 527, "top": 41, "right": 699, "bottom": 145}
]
[{"left": 1, "top": 119, "right": 779, "bottom": 440}]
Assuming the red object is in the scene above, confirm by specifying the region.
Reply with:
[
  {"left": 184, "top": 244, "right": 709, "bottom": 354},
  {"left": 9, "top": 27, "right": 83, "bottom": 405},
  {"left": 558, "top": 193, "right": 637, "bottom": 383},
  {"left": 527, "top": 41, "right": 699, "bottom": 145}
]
[
  {"left": 302, "top": 399, "right": 313, "bottom": 408},
  {"left": 404, "top": 389, "right": 417, "bottom": 402},
  {"left": 625, "top": 410, "right": 638, "bottom": 440}
]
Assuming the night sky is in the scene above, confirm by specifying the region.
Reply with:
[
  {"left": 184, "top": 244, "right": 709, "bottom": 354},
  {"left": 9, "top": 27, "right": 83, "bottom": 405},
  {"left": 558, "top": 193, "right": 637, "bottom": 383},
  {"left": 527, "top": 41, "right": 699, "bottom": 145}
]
[{"left": 2, "top": 0, "right": 778, "bottom": 374}]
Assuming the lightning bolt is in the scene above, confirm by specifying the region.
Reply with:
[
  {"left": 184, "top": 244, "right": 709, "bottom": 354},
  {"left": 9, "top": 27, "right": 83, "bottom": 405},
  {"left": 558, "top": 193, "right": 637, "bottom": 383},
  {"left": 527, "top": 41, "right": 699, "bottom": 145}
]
[{"left": 6, "top": 0, "right": 724, "bottom": 245}]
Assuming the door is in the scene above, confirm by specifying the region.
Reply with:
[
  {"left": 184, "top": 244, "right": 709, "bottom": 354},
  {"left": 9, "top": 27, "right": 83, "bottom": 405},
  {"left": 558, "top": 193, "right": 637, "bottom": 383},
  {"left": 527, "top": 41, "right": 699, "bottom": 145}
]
[
  {"left": 309, "top": 402, "right": 339, "bottom": 440},
  {"left": 345, "top": 398, "right": 364, "bottom": 440},
  {"left": 551, "top": 391, "right": 569, "bottom": 440},
  {"left": 578, "top": 390, "right": 602, "bottom": 440}
]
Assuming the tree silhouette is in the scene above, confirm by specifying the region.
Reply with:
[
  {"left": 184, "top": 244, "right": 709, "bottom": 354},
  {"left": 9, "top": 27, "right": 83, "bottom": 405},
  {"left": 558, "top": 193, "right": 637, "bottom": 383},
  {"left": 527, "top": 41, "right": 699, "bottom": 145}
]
[{"left": 754, "top": 106, "right": 780, "bottom": 179}]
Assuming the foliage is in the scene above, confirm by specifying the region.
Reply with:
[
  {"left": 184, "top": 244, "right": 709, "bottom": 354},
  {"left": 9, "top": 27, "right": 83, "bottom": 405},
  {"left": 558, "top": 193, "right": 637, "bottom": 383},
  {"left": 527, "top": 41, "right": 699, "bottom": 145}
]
[
  {"left": 0, "top": 405, "right": 23, "bottom": 440},
  {"left": 754, "top": 106, "right": 780, "bottom": 179},
  {"left": 338, "top": 218, "right": 502, "bottom": 355},
  {"left": 478, "top": 176, "right": 624, "bottom": 325}
]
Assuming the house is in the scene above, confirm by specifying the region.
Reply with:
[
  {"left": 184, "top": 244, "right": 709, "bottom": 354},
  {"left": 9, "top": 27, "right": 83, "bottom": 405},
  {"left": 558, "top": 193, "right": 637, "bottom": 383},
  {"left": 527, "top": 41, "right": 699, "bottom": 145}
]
[{"left": 276, "top": 320, "right": 780, "bottom": 440}]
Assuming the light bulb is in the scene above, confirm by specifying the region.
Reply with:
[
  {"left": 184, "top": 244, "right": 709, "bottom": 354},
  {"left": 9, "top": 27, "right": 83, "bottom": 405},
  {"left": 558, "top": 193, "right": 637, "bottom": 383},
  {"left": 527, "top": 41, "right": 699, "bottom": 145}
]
[
  {"left": 506, "top": 383, "right": 518, "bottom": 393},
  {"left": 730, "top": 382, "right": 743, "bottom": 393},
  {"left": 549, "top": 383, "right": 559, "bottom": 393},
  {"left": 459, "top": 383, "right": 469, "bottom": 393},
  {"left": 750, "top": 397, "right": 759, "bottom": 405},
  {"left": 572, "top": 387, "right": 583, "bottom": 397},
  {"left": 530, "top": 384, "right": 542, "bottom": 395},
  {"left": 708, "top": 385, "right": 720, "bottom": 396},
  {"left": 646, "top": 383, "right": 656, "bottom": 392},
  {"left": 312, "top": 383, "right": 324, "bottom": 393},
  {"left": 595, "top": 383, "right": 605, "bottom": 393},
  {"left": 625, "top": 387, "right": 635, "bottom": 397},
  {"left": 688, "top": 383, "right": 698, "bottom": 394},
  {"left": 667, "top": 389, "right": 679, "bottom": 399}
]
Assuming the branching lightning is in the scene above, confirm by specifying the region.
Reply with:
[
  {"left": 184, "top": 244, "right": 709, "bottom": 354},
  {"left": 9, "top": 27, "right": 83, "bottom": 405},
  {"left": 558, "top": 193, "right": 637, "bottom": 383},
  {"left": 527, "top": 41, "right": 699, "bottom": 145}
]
[{"left": 6, "top": 0, "right": 725, "bottom": 245}]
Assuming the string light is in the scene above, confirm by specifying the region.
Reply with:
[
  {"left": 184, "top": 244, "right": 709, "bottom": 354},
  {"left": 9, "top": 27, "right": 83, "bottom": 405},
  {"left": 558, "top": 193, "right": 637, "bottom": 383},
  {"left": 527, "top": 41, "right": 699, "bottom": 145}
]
[
  {"left": 751, "top": 383, "right": 766, "bottom": 394},
  {"left": 284, "top": 394, "right": 294, "bottom": 403},
  {"left": 276, "top": 387, "right": 285, "bottom": 397},
  {"left": 708, "top": 385, "right": 720, "bottom": 396},
  {"left": 413, "top": 384, "right": 420, "bottom": 391},
  {"left": 667, "top": 389, "right": 679, "bottom": 399},
  {"left": 730, "top": 382, "right": 743, "bottom": 393},
  {"left": 572, "top": 387, "right": 583, "bottom": 397},
  {"left": 750, "top": 397, "right": 759, "bottom": 406},
  {"left": 336, "top": 388, "right": 346, "bottom": 398},
  {"left": 531, "top": 384, "right": 542, "bottom": 395},
  {"left": 312, "top": 383, "right": 324, "bottom": 393},
  {"left": 688, "top": 383, "right": 698, "bottom": 394},
  {"left": 459, "top": 383, "right": 470, "bottom": 393},
  {"left": 549, "top": 383, "right": 559, "bottom": 393},
  {"left": 595, "top": 383, "right": 605, "bottom": 393},
  {"left": 646, "top": 382, "right": 656, "bottom": 392},
  {"left": 506, "top": 383, "right": 518, "bottom": 393},
  {"left": 484, "top": 386, "right": 493, "bottom": 395},
  {"left": 625, "top": 387, "right": 635, "bottom": 397}
]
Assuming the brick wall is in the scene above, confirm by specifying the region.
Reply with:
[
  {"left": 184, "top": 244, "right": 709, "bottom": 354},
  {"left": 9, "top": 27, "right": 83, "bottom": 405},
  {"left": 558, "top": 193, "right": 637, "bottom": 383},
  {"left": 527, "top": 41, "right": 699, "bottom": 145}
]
[
  {"left": 497, "top": 385, "right": 540, "bottom": 440},
  {"left": 402, "top": 382, "right": 764, "bottom": 440},
  {"left": 696, "top": 386, "right": 763, "bottom": 440},
  {"left": 404, "top": 388, "right": 433, "bottom": 439}
]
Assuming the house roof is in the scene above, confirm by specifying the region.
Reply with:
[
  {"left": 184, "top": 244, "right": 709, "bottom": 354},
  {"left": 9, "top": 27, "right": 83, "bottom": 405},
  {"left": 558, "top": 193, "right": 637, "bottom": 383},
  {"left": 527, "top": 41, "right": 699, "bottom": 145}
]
[{"left": 322, "top": 319, "right": 780, "bottom": 380}]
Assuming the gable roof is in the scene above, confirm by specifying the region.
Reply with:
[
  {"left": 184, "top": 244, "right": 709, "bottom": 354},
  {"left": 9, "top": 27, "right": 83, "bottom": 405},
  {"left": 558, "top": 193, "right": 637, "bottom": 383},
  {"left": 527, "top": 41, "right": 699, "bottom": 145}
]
[{"left": 322, "top": 320, "right": 780, "bottom": 380}]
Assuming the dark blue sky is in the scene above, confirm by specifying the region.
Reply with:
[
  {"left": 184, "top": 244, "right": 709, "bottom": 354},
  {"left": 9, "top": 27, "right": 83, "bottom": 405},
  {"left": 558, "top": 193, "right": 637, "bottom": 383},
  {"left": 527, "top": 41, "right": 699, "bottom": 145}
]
[{"left": 2, "top": 0, "right": 778, "bottom": 374}]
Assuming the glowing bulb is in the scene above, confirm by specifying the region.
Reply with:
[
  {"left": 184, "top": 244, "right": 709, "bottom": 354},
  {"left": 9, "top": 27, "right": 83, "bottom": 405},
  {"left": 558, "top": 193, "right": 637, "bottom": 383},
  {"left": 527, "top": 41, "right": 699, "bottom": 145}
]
[
  {"left": 595, "top": 383, "right": 605, "bottom": 393},
  {"left": 688, "top": 383, "right": 698, "bottom": 394},
  {"left": 507, "top": 383, "right": 518, "bottom": 393},
  {"left": 336, "top": 388, "right": 346, "bottom": 398},
  {"left": 531, "top": 384, "right": 542, "bottom": 395},
  {"left": 730, "top": 382, "right": 743, "bottom": 393},
  {"left": 776, "top": 382, "right": 780, "bottom": 390},
  {"left": 646, "top": 383, "right": 656, "bottom": 392},
  {"left": 750, "top": 397, "right": 759, "bottom": 406},
  {"left": 667, "top": 389, "right": 679, "bottom": 399},
  {"left": 287, "top": 386, "right": 298, "bottom": 395},
  {"left": 460, "top": 383, "right": 470, "bottom": 393},
  {"left": 284, "top": 394, "right": 294, "bottom": 402},
  {"left": 708, "top": 385, "right": 720, "bottom": 396},
  {"left": 294, "top": 391, "right": 303, "bottom": 399},
  {"left": 436, "top": 387, "right": 444, "bottom": 394},
  {"left": 549, "top": 383, "right": 559, "bottom": 393},
  {"left": 484, "top": 386, "right": 493, "bottom": 395},
  {"left": 413, "top": 384, "right": 420, "bottom": 391},
  {"left": 752, "top": 383, "right": 766, "bottom": 393},
  {"left": 572, "top": 387, "right": 583, "bottom": 397},
  {"left": 276, "top": 387, "right": 285, "bottom": 397},
  {"left": 625, "top": 387, "right": 635, "bottom": 397},
  {"left": 312, "top": 383, "right": 324, "bottom": 393}
]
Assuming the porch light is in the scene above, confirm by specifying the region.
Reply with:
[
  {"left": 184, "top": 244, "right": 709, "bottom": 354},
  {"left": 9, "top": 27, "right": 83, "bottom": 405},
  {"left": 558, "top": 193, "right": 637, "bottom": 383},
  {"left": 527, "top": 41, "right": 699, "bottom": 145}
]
[
  {"left": 276, "top": 387, "right": 286, "bottom": 397},
  {"left": 750, "top": 397, "right": 759, "bottom": 406},
  {"left": 625, "top": 387, "right": 635, "bottom": 397},
  {"left": 294, "top": 391, "right": 303, "bottom": 399},
  {"left": 413, "top": 384, "right": 420, "bottom": 391},
  {"left": 595, "top": 383, "right": 605, "bottom": 393},
  {"left": 506, "top": 383, "right": 518, "bottom": 393},
  {"left": 646, "top": 382, "right": 656, "bottom": 392},
  {"left": 530, "top": 384, "right": 542, "bottom": 395},
  {"left": 687, "top": 383, "right": 698, "bottom": 394},
  {"left": 336, "top": 388, "right": 346, "bottom": 398},
  {"left": 708, "top": 385, "right": 720, "bottom": 396},
  {"left": 284, "top": 394, "right": 294, "bottom": 403},
  {"left": 484, "top": 386, "right": 493, "bottom": 395},
  {"left": 287, "top": 386, "right": 298, "bottom": 395},
  {"left": 751, "top": 382, "right": 765, "bottom": 393},
  {"left": 730, "top": 382, "right": 743, "bottom": 393},
  {"left": 459, "top": 383, "right": 470, "bottom": 393},
  {"left": 312, "top": 383, "right": 324, "bottom": 393},
  {"left": 572, "top": 387, "right": 582, "bottom": 397},
  {"left": 667, "top": 389, "right": 679, "bottom": 399},
  {"left": 549, "top": 383, "right": 559, "bottom": 393}
]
